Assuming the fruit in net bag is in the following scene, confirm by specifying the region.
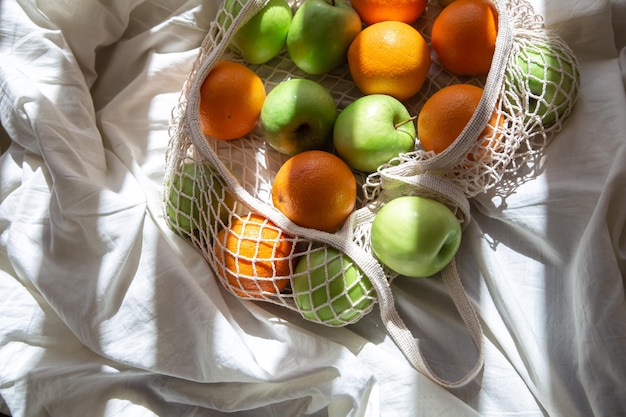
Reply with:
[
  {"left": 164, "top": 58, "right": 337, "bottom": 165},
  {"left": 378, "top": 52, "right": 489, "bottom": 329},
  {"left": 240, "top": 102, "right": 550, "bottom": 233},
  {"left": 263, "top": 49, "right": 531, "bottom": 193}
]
[
  {"left": 166, "top": 160, "right": 235, "bottom": 236},
  {"left": 347, "top": 20, "right": 431, "bottom": 101},
  {"left": 349, "top": 0, "right": 428, "bottom": 25},
  {"left": 286, "top": 0, "right": 362, "bottom": 75},
  {"left": 216, "top": 0, "right": 245, "bottom": 31},
  {"left": 227, "top": 0, "right": 293, "bottom": 65},
  {"left": 417, "top": 84, "right": 502, "bottom": 161},
  {"left": 213, "top": 213, "right": 294, "bottom": 298},
  {"left": 514, "top": 43, "right": 579, "bottom": 124},
  {"left": 271, "top": 150, "right": 356, "bottom": 233},
  {"left": 370, "top": 196, "right": 462, "bottom": 278},
  {"left": 260, "top": 79, "right": 338, "bottom": 156},
  {"left": 199, "top": 60, "right": 266, "bottom": 140},
  {"left": 293, "top": 248, "right": 376, "bottom": 326},
  {"left": 333, "top": 94, "right": 416, "bottom": 172},
  {"left": 431, "top": 0, "right": 498, "bottom": 76}
]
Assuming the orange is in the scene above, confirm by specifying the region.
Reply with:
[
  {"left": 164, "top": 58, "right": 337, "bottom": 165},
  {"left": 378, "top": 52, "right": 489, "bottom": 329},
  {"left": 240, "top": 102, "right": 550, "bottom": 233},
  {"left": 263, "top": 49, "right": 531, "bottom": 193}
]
[
  {"left": 350, "top": 0, "right": 428, "bottom": 25},
  {"left": 271, "top": 150, "right": 357, "bottom": 233},
  {"left": 347, "top": 21, "right": 431, "bottom": 102},
  {"left": 213, "top": 212, "right": 294, "bottom": 298},
  {"left": 417, "top": 84, "right": 501, "bottom": 160},
  {"left": 199, "top": 60, "right": 266, "bottom": 140},
  {"left": 431, "top": 0, "right": 498, "bottom": 76}
]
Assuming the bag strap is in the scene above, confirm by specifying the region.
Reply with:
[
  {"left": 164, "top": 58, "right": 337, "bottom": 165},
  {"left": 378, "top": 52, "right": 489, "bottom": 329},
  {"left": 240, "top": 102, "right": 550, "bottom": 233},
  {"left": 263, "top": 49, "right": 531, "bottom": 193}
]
[
  {"left": 409, "top": 0, "right": 515, "bottom": 172},
  {"left": 361, "top": 171, "right": 483, "bottom": 387},
  {"left": 377, "top": 258, "right": 484, "bottom": 389}
]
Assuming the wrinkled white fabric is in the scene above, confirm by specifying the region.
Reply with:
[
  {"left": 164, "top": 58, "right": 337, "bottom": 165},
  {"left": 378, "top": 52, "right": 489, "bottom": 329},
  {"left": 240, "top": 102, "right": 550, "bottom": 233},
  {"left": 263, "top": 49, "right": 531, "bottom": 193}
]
[{"left": 1, "top": 0, "right": 625, "bottom": 416}]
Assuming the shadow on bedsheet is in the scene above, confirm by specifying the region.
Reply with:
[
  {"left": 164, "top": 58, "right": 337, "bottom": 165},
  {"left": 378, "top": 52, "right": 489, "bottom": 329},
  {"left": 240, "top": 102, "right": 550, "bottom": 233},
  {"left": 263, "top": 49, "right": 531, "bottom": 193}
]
[
  {"left": 3, "top": 2, "right": 246, "bottom": 415},
  {"left": 0, "top": 123, "right": 10, "bottom": 155},
  {"left": 463, "top": 4, "right": 626, "bottom": 414}
]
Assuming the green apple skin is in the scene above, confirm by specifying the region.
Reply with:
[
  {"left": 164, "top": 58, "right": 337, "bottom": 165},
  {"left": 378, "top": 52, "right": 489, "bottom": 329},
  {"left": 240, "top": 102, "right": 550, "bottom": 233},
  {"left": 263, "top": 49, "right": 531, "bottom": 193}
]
[
  {"left": 287, "top": 0, "right": 362, "bottom": 75},
  {"left": 167, "top": 160, "right": 235, "bottom": 236},
  {"left": 333, "top": 94, "right": 416, "bottom": 172},
  {"left": 228, "top": 0, "right": 293, "bottom": 65},
  {"left": 370, "top": 196, "right": 462, "bottom": 278},
  {"left": 516, "top": 45, "right": 579, "bottom": 124},
  {"left": 293, "top": 248, "right": 375, "bottom": 325},
  {"left": 216, "top": 0, "right": 245, "bottom": 32},
  {"left": 260, "top": 78, "right": 338, "bottom": 155}
]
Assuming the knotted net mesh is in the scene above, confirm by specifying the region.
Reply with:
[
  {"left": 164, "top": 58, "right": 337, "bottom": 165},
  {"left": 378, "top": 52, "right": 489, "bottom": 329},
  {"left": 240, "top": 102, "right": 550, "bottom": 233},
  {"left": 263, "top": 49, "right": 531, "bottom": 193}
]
[{"left": 163, "top": 0, "right": 579, "bottom": 386}]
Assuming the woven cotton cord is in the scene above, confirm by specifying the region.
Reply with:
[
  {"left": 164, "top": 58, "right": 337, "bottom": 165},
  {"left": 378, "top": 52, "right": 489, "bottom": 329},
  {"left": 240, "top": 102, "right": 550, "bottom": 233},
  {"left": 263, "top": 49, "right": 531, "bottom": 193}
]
[
  {"left": 163, "top": 0, "right": 269, "bottom": 223},
  {"left": 352, "top": 168, "right": 485, "bottom": 387},
  {"left": 360, "top": 0, "right": 516, "bottom": 203},
  {"left": 422, "top": 0, "right": 513, "bottom": 172},
  {"left": 163, "top": 0, "right": 582, "bottom": 389},
  {"left": 348, "top": 0, "right": 517, "bottom": 388},
  {"left": 184, "top": 42, "right": 399, "bottom": 322},
  {"left": 182, "top": 30, "right": 483, "bottom": 386},
  {"left": 171, "top": 0, "right": 489, "bottom": 388}
]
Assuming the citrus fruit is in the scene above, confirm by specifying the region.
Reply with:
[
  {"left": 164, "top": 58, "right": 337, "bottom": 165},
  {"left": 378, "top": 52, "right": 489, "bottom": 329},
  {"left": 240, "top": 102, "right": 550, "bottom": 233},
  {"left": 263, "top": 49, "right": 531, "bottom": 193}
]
[
  {"left": 417, "top": 84, "right": 501, "bottom": 160},
  {"left": 431, "top": 0, "right": 498, "bottom": 76},
  {"left": 213, "top": 212, "right": 294, "bottom": 298},
  {"left": 347, "top": 21, "right": 431, "bottom": 101},
  {"left": 350, "top": 0, "right": 428, "bottom": 25},
  {"left": 199, "top": 60, "right": 266, "bottom": 140},
  {"left": 271, "top": 150, "right": 357, "bottom": 233}
]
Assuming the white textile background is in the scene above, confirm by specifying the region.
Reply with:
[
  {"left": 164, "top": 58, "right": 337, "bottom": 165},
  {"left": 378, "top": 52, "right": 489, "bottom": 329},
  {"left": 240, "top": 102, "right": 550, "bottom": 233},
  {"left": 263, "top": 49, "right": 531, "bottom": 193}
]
[{"left": 0, "top": 0, "right": 625, "bottom": 416}]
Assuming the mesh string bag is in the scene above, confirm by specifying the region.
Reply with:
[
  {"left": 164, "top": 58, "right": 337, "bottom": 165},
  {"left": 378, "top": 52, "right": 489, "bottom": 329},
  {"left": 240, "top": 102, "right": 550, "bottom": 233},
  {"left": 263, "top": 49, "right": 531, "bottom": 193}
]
[{"left": 163, "top": 0, "right": 580, "bottom": 388}]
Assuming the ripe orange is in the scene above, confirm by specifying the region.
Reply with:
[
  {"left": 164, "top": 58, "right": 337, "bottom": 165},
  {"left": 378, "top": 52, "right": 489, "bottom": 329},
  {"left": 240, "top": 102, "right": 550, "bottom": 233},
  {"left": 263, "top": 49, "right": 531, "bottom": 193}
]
[
  {"left": 347, "top": 21, "right": 431, "bottom": 102},
  {"left": 350, "top": 0, "right": 428, "bottom": 25},
  {"left": 213, "top": 212, "right": 294, "bottom": 298},
  {"left": 431, "top": 0, "right": 498, "bottom": 76},
  {"left": 271, "top": 150, "right": 357, "bottom": 233},
  {"left": 417, "top": 84, "right": 501, "bottom": 159},
  {"left": 199, "top": 60, "right": 266, "bottom": 140}
]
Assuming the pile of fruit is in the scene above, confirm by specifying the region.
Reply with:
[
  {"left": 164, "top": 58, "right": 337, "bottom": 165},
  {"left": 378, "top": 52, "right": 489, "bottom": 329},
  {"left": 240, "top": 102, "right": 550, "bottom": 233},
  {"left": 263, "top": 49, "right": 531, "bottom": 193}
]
[{"left": 165, "top": 0, "right": 580, "bottom": 326}]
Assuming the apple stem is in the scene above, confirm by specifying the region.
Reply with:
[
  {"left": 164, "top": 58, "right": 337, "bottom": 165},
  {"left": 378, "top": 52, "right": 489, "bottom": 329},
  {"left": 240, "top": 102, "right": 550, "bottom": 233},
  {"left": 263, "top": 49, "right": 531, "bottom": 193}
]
[
  {"left": 395, "top": 115, "right": 418, "bottom": 129},
  {"left": 331, "top": 0, "right": 336, "bottom": 5}
]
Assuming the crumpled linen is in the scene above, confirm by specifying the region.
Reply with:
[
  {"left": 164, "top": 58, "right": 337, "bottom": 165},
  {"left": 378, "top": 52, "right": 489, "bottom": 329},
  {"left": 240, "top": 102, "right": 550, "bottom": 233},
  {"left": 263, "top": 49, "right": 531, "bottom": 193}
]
[{"left": 0, "top": 0, "right": 625, "bottom": 416}]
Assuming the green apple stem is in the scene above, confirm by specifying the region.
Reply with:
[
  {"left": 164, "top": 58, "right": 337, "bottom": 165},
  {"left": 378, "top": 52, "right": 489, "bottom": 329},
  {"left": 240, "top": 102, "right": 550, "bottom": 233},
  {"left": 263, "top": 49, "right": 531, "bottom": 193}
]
[{"left": 395, "top": 115, "right": 418, "bottom": 130}]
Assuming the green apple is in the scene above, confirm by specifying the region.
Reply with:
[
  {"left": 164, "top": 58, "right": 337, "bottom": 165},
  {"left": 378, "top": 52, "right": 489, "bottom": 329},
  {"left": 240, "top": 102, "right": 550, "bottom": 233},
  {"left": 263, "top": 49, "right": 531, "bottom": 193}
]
[
  {"left": 166, "top": 160, "right": 235, "bottom": 236},
  {"left": 293, "top": 247, "right": 376, "bottom": 326},
  {"left": 217, "top": 0, "right": 271, "bottom": 32},
  {"left": 333, "top": 94, "right": 416, "bottom": 172},
  {"left": 515, "top": 44, "right": 579, "bottom": 124},
  {"left": 216, "top": 0, "right": 245, "bottom": 32},
  {"left": 228, "top": 0, "right": 293, "bottom": 65},
  {"left": 260, "top": 78, "right": 338, "bottom": 155},
  {"left": 287, "top": 0, "right": 362, "bottom": 75},
  {"left": 370, "top": 196, "right": 462, "bottom": 278}
]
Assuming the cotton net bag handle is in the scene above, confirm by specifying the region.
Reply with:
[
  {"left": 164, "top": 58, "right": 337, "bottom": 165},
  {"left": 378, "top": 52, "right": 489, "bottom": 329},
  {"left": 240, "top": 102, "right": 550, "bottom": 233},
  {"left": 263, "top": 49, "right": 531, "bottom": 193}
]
[
  {"left": 351, "top": 169, "right": 483, "bottom": 388},
  {"left": 361, "top": 0, "right": 579, "bottom": 387},
  {"left": 359, "top": 0, "right": 511, "bottom": 387}
]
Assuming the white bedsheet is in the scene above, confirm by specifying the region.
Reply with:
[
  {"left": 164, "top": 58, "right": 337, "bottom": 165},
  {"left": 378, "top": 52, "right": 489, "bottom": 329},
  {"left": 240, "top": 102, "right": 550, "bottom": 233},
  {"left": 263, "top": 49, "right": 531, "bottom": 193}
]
[{"left": 1, "top": 0, "right": 625, "bottom": 416}]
